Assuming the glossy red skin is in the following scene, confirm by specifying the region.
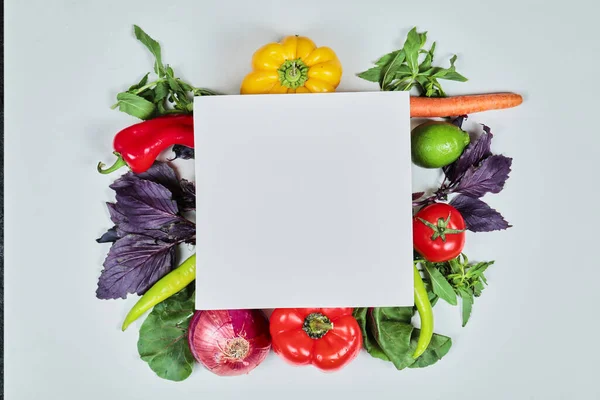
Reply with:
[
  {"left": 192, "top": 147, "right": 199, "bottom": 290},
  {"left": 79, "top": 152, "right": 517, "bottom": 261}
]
[
  {"left": 113, "top": 114, "right": 194, "bottom": 173},
  {"left": 269, "top": 308, "right": 363, "bottom": 372},
  {"left": 413, "top": 203, "right": 466, "bottom": 262}
]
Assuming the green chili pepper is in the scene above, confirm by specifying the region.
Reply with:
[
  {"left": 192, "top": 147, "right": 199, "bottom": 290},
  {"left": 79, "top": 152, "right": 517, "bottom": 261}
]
[
  {"left": 413, "top": 264, "right": 434, "bottom": 358},
  {"left": 121, "top": 254, "right": 196, "bottom": 331}
]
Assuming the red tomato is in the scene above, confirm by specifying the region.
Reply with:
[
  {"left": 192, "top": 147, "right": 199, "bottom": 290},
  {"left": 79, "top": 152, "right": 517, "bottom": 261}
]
[{"left": 413, "top": 203, "right": 466, "bottom": 262}]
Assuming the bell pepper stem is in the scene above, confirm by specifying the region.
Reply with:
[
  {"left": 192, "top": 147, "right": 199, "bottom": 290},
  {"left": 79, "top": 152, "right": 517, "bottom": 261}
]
[{"left": 97, "top": 152, "right": 128, "bottom": 174}]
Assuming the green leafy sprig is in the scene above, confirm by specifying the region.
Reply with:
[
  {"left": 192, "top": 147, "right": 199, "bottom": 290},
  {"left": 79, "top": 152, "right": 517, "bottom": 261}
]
[
  {"left": 111, "top": 25, "right": 216, "bottom": 120},
  {"left": 357, "top": 27, "right": 467, "bottom": 96},
  {"left": 418, "top": 254, "right": 494, "bottom": 326}
]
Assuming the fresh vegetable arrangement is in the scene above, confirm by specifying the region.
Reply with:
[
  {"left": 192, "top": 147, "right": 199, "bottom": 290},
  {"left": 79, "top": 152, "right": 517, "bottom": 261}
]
[{"left": 96, "top": 25, "right": 521, "bottom": 381}]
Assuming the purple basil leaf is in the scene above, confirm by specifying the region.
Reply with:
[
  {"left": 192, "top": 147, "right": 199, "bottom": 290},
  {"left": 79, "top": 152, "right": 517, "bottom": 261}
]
[
  {"left": 444, "top": 124, "right": 493, "bottom": 183},
  {"left": 412, "top": 192, "right": 425, "bottom": 201},
  {"left": 451, "top": 115, "right": 468, "bottom": 129},
  {"left": 111, "top": 177, "right": 180, "bottom": 229},
  {"left": 107, "top": 172, "right": 195, "bottom": 242},
  {"left": 171, "top": 144, "right": 195, "bottom": 160},
  {"left": 137, "top": 162, "right": 195, "bottom": 212},
  {"left": 450, "top": 195, "right": 511, "bottom": 232},
  {"left": 178, "top": 179, "right": 196, "bottom": 212},
  {"left": 96, "top": 227, "right": 121, "bottom": 243},
  {"left": 453, "top": 155, "right": 512, "bottom": 198},
  {"left": 96, "top": 234, "right": 177, "bottom": 299}
]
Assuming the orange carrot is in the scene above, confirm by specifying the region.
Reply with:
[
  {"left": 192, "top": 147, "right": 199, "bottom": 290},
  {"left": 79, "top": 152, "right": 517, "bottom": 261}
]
[{"left": 410, "top": 92, "right": 523, "bottom": 117}]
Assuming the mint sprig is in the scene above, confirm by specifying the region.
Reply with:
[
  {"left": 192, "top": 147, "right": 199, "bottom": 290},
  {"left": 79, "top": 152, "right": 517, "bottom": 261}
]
[
  {"left": 111, "top": 25, "right": 217, "bottom": 120},
  {"left": 358, "top": 27, "right": 467, "bottom": 97}
]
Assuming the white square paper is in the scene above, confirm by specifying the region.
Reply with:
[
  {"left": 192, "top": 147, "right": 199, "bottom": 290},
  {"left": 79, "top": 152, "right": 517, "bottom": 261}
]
[{"left": 194, "top": 92, "right": 413, "bottom": 309}]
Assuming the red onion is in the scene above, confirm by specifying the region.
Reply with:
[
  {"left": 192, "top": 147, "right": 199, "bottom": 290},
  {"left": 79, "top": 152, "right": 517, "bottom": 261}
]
[{"left": 188, "top": 310, "right": 271, "bottom": 376}]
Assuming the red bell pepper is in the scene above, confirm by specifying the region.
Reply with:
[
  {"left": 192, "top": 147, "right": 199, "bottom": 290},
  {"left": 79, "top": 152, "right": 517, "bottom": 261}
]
[
  {"left": 98, "top": 114, "right": 194, "bottom": 174},
  {"left": 269, "top": 308, "right": 362, "bottom": 371}
]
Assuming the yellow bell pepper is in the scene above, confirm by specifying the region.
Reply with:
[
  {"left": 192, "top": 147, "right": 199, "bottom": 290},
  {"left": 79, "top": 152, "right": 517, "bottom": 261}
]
[{"left": 240, "top": 35, "right": 342, "bottom": 94}]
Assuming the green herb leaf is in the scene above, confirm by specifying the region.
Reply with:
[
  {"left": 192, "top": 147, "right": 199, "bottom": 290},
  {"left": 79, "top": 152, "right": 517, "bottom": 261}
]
[
  {"left": 133, "top": 25, "right": 165, "bottom": 76},
  {"left": 458, "top": 287, "right": 474, "bottom": 327},
  {"left": 380, "top": 50, "right": 406, "bottom": 89},
  {"left": 408, "top": 330, "right": 452, "bottom": 368},
  {"left": 154, "top": 81, "right": 169, "bottom": 102},
  {"left": 370, "top": 308, "right": 414, "bottom": 369},
  {"left": 128, "top": 73, "right": 150, "bottom": 92},
  {"left": 357, "top": 67, "right": 382, "bottom": 83},
  {"left": 353, "top": 308, "right": 390, "bottom": 361},
  {"left": 419, "top": 42, "right": 436, "bottom": 72},
  {"left": 115, "top": 92, "right": 156, "bottom": 120},
  {"left": 424, "top": 263, "right": 458, "bottom": 305},
  {"left": 357, "top": 27, "right": 466, "bottom": 97},
  {"left": 137, "top": 287, "right": 195, "bottom": 381},
  {"left": 365, "top": 306, "right": 452, "bottom": 370},
  {"left": 403, "top": 27, "right": 424, "bottom": 75}
]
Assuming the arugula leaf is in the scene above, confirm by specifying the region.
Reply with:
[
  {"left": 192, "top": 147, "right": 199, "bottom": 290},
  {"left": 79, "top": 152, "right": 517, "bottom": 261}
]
[
  {"left": 451, "top": 195, "right": 510, "bottom": 232},
  {"left": 114, "top": 92, "right": 156, "bottom": 120},
  {"left": 423, "top": 263, "right": 457, "bottom": 305},
  {"left": 357, "top": 27, "right": 466, "bottom": 96},
  {"left": 458, "top": 287, "right": 474, "bottom": 327},
  {"left": 454, "top": 155, "right": 512, "bottom": 198},
  {"left": 134, "top": 25, "right": 165, "bottom": 76},
  {"left": 138, "top": 287, "right": 195, "bottom": 381}
]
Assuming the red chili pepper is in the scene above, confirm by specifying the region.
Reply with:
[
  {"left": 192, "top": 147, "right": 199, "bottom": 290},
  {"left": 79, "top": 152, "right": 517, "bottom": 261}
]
[{"left": 97, "top": 114, "right": 194, "bottom": 174}]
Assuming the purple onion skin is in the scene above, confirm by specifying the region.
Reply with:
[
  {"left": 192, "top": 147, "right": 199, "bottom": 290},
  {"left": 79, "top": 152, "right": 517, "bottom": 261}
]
[{"left": 188, "top": 310, "right": 271, "bottom": 376}]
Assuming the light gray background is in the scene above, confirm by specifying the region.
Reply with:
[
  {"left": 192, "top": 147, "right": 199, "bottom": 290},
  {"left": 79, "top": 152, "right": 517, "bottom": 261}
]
[
  {"left": 4, "top": 0, "right": 599, "bottom": 399},
  {"left": 194, "top": 93, "right": 413, "bottom": 310}
]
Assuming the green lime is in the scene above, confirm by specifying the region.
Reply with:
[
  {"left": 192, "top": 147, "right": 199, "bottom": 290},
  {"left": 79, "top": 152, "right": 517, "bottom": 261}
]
[{"left": 411, "top": 121, "right": 471, "bottom": 168}]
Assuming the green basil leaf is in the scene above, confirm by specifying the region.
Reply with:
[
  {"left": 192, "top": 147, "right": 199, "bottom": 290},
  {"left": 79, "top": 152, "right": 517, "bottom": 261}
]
[
  {"left": 133, "top": 25, "right": 165, "bottom": 76},
  {"left": 402, "top": 27, "right": 423, "bottom": 75},
  {"left": 138, "top": 287, "right": 195, "bottom": 382},
  {"left": 177, "top": 79, "right": 193, "bottom": 92},
  {"left": 353, "top": 308, "right": 390, "bottom": 362},
  {"left": 193, "top": 87, "right": 219, "bottom": 96},
  {"left": 138, "top": 89, "right": 155, "bottom": 103},
  {"left": 408, "top": 330, "right": 452, "bottom": 368},
  {"left": 128, "top": 72, "right": 150, "bottom": 92},
  {"left": 374, "top": 50, "right": 402, "bottom": 67},
  {"left": 424, "top": 263, "right": 458, "bottom": 305},
  {"left": 419, "top": 42, "right": 436, "bottom": 72},
  {"left": 154, "top": 81, "right": 170, "bottom": 102},
  {"left": 357, "top": 66, "right": 382, "bottom": 83},
  {"left": 379, "top": 50, "right": 406, "bottom": 89},
  {"left": 115, "top": 92, "right": 156, "bottom": 120},
  {"left": 166, "top": 65, "right": 175, "bottom": 78},
  {"left": 441, "top": 71, "right": 468, "bottom": 82},
  {"left": 458, "top": 287, "right": 474, "bottom": 327},
  {"left": 167, "top": 76, "right": 183, "bottom": 92}
]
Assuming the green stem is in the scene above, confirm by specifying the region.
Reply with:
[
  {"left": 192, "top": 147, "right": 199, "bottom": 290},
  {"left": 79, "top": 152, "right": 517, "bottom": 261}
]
[{"left": 97, "top": 152, "right": 128, "bottom": 174}]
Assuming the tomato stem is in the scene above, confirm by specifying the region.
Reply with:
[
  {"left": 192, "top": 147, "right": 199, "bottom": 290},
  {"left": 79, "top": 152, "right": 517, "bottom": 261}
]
[{"left": 417, "top": 213, "right": 465, "bottom": 242}]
